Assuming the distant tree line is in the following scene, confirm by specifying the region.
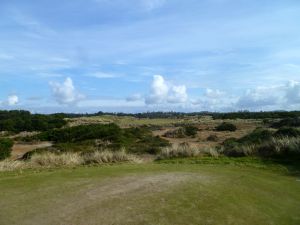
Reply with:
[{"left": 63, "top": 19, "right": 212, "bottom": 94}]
[
  {"left": 0, "top": 110, "right": 66, "bottom": 132},
  {"left": 1, "top": 110, "right": 300, "bottom": 133},
  {"left": 62, "top": 111, "right": 300, "bottom": 120}
]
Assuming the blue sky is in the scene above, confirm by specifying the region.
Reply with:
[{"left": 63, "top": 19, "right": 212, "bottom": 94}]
[{"left": 1, "top": 0, "right": 300, "bottom": 113}]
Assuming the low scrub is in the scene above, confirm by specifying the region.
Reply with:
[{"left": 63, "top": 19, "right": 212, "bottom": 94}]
[
  {"left": 31, "top": 124, "right": 170, "bottom": 154},
  {"left": 163, "top": 126, "right": 198, "bottom": 138},
  {"left": 0, "top": 150, "right": 141, "bottom": 171},
  {"left": 83, "top": 149, "right": 141, "bottom": 164},
  {"left": 157, "top": 146, "right": 219, "bottom": 159},
  {"left": 207, "top": 134, "right": 218, "bottom": 142},
  {"left": 271, "top": 117, "right": 300, "bottom": 128},
  {"left": 215, "top": 122, "right": 237, "bottom": 132},
  {"left": 0, "top": 159, "right": 27, "bottom": 171},
  {"left": 257, "top": 137, "right": 300, "bottom": 158},
  {"left": 221, "top": 136, "right": 300, "bottom": 158},
  {"left": 30, "top": 152, "right": 84, "bottom": 167},
  {"left": 274, "top": 127, "right": 300, "bottom": 137},
  {"left": 163, "top": 128, "right": 186, "bottom": 138}
]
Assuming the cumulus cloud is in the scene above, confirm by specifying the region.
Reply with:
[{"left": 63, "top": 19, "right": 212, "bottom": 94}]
[
  {"left": 145, "top": 75, "right": 188, "bottom": 105},
  {"left": 236, "top": 87, "right": 279, "bottom": 109},
  {"left": 192, "top": 80, "right": 300, "bottom": 111},
  {"left": 168, "top": 85, "right": 188, "bottom": 103},
  {"left": 49, "top": 77, "right": 84, "bottom": 105},
  {"left": 7, "top": 95, "right": 19, "bottom": 106},
  {"left": 192, "top": 88, "right": 236, "bottom": 111}
]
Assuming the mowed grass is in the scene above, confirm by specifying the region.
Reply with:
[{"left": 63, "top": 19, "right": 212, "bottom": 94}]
[{"left": 0, "top": 162, "right": 300, "bottom": 225}]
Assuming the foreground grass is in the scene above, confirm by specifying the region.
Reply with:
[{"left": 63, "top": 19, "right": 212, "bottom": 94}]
[{"left": 0, "top": 162, "right": 300, "bottom": 225}]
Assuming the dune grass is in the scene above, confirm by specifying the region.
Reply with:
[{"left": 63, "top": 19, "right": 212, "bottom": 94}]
[{"left": 0, "top": 162, "right": 299, "bottom": 225}]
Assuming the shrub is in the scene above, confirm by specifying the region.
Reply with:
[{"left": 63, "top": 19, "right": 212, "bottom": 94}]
[
  {"left": 222, "top": 144, "right": 256, "bottom": 157},
  {"left": 184, "top": 125, "right": 198, "bottom": 137},
  {"left": 158, "top": 146, "right": 200, "bottom": 159},
  {"left": 83, "top": 149, "right": 141, "bottom": 164},
  {"left": 275, "top": 127, "right": 300, "bottom": 137},
  {"left": 36, "top": 123, "right": 122, "bottom": 143},
  {"left": 207, "top": 134, "right": 218, "bottom": 142},
  {"left": 257, "top": 137, "right": 300, "bottom": 158},
  {"left": 163, "top": 128, "right": 186, "bottom": 138},
  {"left": 221, "top": 129, "right": 273, "bottom": 157},
  {"left": 157, "top": 146, "right": 219, "bottom": 159},
  {"left": 163, "top": 126, "right": 198, "bottom": 138},
  {"left": 215, "top": 122, "right": 237, "bottom": 132},
  {"left": 271, "top": 117, "right": 300, "bottom": 128},
  {"left": 0, "top": 138, "right": 13, "bottom": 160},
  {"left": 0, "top": 150, "right": 142, "bottom": 171},
  {"left": 238, "top": 128, "right": 273, "bottom": 145},
  {"left": 30, "top": 152, "right": 84, "bottom": 167},
  {"left": 34, "top": 124, "right": 170, "bottom": 155}
]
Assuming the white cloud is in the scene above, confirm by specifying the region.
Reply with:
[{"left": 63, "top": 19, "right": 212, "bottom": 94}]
[
  {"left": 145, "top": 75, "right": 188, "bottom": 105},
  {"left": 168, "top": 85, "right": 188, "bottom": 103},
  {"left": 141, "top": 0, "right": 166, "bottom": 11},
  {"left": 236, "top": 87, "right": 279, "bottom": 109},
  {"left": 7, "top": 95, "right": 19, "bottom": 106},
  {"left": 88, "top": 72, "right": 120, "bottom": 79},
  {"left": 192, "top": 89, "right": 236, "bottom": 111},
  {"left": 205, "top": 88, "right": 224, "bottom": 98},
  {"left": 49, "top": 77, "right": 84, "bottom": 105},
  {"left": 145, "top": 75, "right": 169, "bottom": 104}
]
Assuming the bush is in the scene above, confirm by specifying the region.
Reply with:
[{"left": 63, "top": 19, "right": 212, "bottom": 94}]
[
  {"left": 221, "top": 129, "right": 274, "bottom": 157},
  {"left": 216, "top": 122, "right": 237, "bottom": 132},
  {"left": 0, "top": 150, "right": 142, "bottom": 171},
  {"left": 157, "top": 146, "right": 219, "bottom": 159},
  {"left": 83, "top": 149, "right": 140, "bottom": 164},
  {"left": 207, "top": 134, "right": 218, "bottom": 142},
  {"left": 271, "top": 117, "right": 300, "bottom": 128},
  {"left": 257, "top": 137, "right": 300, "bottom": 158},
  {"left": 33, "top": 124, "right": 170, "bottom": 155},
  {"left": 275, "top": 127, "right": 300, "bottom": 137},
  {"left": 163, "top": 128, "right": 186, "bottom": 138},
  {"left": 184, "top": 125, "right": 198, "bottom": 137},
  {"left": 0, "top": 138, "right": 13, "bottom": 160},
  {"left": 163, "top": 126, "right": 198, "bottom": 138},
  {"left": 238, "top": 128, "right": 273, "bottom": 145}
]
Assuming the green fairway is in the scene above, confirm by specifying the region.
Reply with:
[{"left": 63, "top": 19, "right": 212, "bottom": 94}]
[{"left": 0, "top": 163, "right": 300, "bottom": 225}]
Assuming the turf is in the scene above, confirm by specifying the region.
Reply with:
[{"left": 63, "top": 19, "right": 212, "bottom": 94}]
[{"left": 0, "top": 162, "right": 299, "bottom": 225}]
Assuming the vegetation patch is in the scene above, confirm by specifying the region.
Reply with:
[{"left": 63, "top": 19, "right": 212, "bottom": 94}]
[
  {"left": 271, "top": 117, "right": 300, "bottom": 128},
  {"left": 163, "top": 125, "right": 198, "bottom": 138},
  {"left": 215, "top": 122, "right": 237, "bottom": 132},
  {"left": 0, "top": 110, "right": 66, "bottom": 132},
  {"left": 0, "top": 138, "right": 13, "bottom": 160},
  {"left": 30, "top": 124, "right": 170, "bottom": 154}
]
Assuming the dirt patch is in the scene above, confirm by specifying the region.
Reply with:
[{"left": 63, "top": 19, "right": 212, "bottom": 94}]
[
  {"left": 86, "top": 173, "right": 202, "bottom": 199},
  {"left": 11, "top": 142, "right": 52, "bottom": 160}
]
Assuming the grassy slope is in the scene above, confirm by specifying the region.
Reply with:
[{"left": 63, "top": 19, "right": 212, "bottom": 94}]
[{"left": 0, "top": 162, "right": 300, "bottom": 225}]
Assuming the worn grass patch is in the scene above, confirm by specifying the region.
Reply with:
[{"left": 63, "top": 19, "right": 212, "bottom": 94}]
[{"left": 0, "top": 162, "right": 299, "bottom": 225}]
